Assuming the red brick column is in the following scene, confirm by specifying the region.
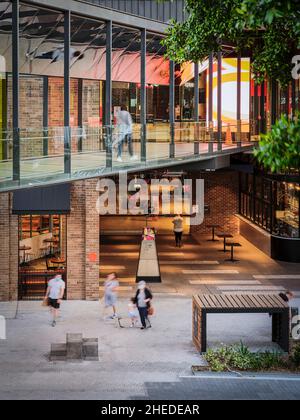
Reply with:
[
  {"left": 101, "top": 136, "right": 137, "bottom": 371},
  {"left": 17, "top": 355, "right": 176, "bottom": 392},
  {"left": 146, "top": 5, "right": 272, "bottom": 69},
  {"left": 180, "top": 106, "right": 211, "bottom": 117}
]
[
  {"left": 84, "top": 179, "right": 100, "bottom": 301},
  {"left": 0, "top": 193, "right": 19, "bottom": 301},
  {"left": 67, "top": 179, "right": 99, "bottom": 301},
  {"left": 191, "top": 171, "right": 240, "bottom": 237},
  {"left": 67, "top": 182, "right": 86, "bottom": 300}
]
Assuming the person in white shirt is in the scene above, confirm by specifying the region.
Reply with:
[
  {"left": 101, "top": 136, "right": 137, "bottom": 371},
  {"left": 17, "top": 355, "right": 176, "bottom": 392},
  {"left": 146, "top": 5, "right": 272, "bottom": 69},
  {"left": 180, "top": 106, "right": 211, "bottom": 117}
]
[
  {"left": 172, "top": 214, "right": 184, "bottom": 248},
  {"left": 116, "top": 105, "right": 137, "bottom": 162},
  {"left": 45, "top": 275, "right": 66, "bottom": 327}
]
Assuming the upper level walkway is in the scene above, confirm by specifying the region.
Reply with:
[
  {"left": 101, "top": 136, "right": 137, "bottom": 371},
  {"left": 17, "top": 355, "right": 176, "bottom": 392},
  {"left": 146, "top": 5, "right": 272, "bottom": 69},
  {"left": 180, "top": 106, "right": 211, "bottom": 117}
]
[{"left": 0, "top": 122, "right": 255, "bottom": 192}]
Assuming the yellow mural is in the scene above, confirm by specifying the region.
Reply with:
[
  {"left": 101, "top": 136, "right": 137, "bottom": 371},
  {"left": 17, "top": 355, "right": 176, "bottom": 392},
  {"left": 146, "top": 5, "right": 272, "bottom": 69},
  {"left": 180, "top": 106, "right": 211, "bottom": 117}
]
[
  {"left": 210, "top": 58, "right": 250, "bottom": 127},
  {"left": 179, "top": 57, "right": 250, "bottom": 129}
]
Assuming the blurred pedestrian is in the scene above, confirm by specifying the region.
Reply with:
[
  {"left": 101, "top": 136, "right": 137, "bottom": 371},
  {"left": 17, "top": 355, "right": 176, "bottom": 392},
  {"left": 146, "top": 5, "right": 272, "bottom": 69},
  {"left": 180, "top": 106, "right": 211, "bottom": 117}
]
[
  {"left": 104, "top": 273, "right": 119, "bottom": 320},
  {"left": 116, "top": 105, "right": 137, "bottom": 162}
]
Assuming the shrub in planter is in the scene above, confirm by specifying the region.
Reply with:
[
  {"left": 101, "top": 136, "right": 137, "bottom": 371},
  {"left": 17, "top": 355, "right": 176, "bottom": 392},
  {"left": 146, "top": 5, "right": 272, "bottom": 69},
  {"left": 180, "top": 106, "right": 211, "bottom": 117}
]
[
  {"left": 291, "top": 343, "right": 300, "bottom": 368},
  {"left": 205, "top": 343, "right": 286, "bottom": 372}
]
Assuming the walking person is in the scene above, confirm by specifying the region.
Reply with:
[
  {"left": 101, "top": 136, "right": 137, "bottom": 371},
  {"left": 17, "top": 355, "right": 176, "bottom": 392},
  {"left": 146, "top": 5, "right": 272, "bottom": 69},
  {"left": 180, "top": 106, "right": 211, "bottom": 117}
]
[
  {"left": 104, "top": 272, "right": 119, "bottom": 320},
  {"left": 44, "top": 274, "right": 66, "bottom": 327},
  {"left": 128, "top": 298, "right": 139, "bottom": 328},
  {"left": 116, "top": 105, "right": 137, "bottom": 162},
  {"left": 172, "top": 214, "right": 184, "bottom": 248},
  {"left": 134, "top": 281, "right": 153, "bottom": 330}
]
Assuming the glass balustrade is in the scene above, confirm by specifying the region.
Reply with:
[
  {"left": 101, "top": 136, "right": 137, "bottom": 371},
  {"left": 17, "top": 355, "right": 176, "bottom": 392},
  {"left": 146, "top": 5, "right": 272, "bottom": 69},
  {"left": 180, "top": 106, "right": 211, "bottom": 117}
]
[{"left": 0, "top": 121, "right": 254, "bottom": 191}]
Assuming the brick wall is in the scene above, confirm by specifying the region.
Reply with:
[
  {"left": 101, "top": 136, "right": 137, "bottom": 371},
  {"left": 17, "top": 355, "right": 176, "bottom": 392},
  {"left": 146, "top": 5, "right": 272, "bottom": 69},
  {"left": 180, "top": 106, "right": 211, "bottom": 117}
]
[
  {"left": 67, "top": 179, "right": 99, "bottom": 301},
  {"left": 191, "top": 170, "right": 240, "bottom": 237},
  {"left": 7, "top": 76, "right": 44, "bottom": 159},
  {"left": 0, "top": 179, "right": 100, "bottom": 303},
  {"left": 0, "top": 193, "right": 19, "bottom": 301},
  {"left": 84, "top": 179, "right": 100, "bottom": 300},
  {"left": 48, "top": 77, "right": 79, "bottom": 156}
]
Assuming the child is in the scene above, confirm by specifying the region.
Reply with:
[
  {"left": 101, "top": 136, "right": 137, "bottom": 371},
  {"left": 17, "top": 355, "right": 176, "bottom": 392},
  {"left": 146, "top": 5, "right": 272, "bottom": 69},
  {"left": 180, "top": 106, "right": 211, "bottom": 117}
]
[{"left": 128, "top": 298, "right": 139, "bottom": 328}]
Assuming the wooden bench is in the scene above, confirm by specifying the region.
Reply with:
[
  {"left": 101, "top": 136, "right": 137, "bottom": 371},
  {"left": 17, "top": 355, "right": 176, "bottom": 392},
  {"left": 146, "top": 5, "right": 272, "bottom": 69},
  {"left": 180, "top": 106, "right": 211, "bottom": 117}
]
[{"left": 193, "top": 293, "right": 290, "bottom": 354}]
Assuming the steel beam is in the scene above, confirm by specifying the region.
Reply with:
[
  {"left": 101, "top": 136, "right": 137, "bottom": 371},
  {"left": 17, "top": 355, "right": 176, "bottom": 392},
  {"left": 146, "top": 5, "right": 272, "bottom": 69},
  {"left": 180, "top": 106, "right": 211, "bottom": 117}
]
[
  {"left": 12, "top": 0, "right": 20, "bottom": 182},
  {"left": 43, "top": 76, "right": 49, "bottom": 156},
  {"left": 26, "top": 0, "right": 168, "bottom": 33},
  {"left": 217, "top": 51, "right": 222, "bottom": 151},
  {"left": 208, "top": 53, "right": 214, "bottom": 153},
  {"left": 169, "top": 60, "right": 175, "bottom": 158},
  {"left": 105, "top": 20, "right": 112, "bottom": 168},
  {"left": 237, "top": 54, "right": 242, "bottom": 146},
  {"left": 141, "top": 28, "right": 147, "bottom": 162},
  {"left": 64, "top": 10, "right": 71, "bottom": 174}
]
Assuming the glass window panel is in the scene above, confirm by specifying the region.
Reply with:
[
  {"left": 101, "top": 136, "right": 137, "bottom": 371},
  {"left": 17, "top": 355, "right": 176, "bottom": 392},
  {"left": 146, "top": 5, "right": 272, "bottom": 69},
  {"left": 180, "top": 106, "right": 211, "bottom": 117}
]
[
  {"left": 112, "top": 26, "right": 141, "bottom": 125},
  {"left": 19, "top": 4, "right": 65, "bottom": 78},
  {"left": 18, "top": 3, "right": 65, "bottom": 181},
  {"left": 175, "top": 62, "right": 195, "bottom": 122},
  {"left": 199, "top": 71, "right": 207, "bottom": 121},
  {"left": 0, "top": 1, "right": 12, "bottom": 180},
  {"left": 82, "top": 80, "right": 103, "bottom": 127},
  {"left": 274, "top": 182, "right": 299, "bottom": 238},
  {"left": 70, "top": 15, "right": 106, "bottom": 81},
  {"left": 111, "top": 26, "right": 141, "bottom": 163},
  {"left": 7, "top": 74, "right": 44, "bottom": 159},
  {"left": 146, "top": 33, "right": 170, "bottom": 143}
]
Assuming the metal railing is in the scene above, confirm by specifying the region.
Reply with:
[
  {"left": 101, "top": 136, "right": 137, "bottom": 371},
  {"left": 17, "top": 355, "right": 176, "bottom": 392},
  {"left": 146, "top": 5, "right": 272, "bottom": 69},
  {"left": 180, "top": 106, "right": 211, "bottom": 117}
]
[{"left": 0, "top": 121, "right": 255, "bottom": 190}]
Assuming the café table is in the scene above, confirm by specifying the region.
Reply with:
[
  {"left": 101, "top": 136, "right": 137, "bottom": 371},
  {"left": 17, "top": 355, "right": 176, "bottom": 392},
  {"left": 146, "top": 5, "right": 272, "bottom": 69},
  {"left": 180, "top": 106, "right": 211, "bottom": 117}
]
[
  {"left": 51, "top": 258, "right": 66, "bottom": 269},
  {"left": 225, "top": 242, "right": 242, "bottom": 263},
  {"left": 207, "top": 224, "right": 221, "bottom": 242},
  {"left": 217, "top": 233, "right": 233, "bottom": 253}
]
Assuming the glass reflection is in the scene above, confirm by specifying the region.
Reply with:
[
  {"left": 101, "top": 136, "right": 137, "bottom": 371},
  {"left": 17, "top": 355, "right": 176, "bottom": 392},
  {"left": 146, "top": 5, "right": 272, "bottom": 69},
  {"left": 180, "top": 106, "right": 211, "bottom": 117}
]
[
  {"left": 19, "top": 4, "right": 65, "bottom": 77},
  {"left": 111, "top": 26, "right": 141, "bottom": 163},
  {"left": 112, "top": 26, "right": 141, "bottom": 124},
  {"left": 146, "top": 33, "right": 170, "bottom": 143},
  {"left": 240, "top": 173, "right": 300, "bottom": 239},
  {"left": 70, "top": 15, "right": 106, "bottom": 81},
  {"left": 274, "top": 182, "right": 299, "bottom": 238}
]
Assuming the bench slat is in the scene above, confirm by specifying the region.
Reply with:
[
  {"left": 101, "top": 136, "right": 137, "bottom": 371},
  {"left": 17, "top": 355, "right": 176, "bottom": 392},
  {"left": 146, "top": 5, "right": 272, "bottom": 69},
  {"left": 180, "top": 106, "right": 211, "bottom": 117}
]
[{"left": 196, "top": 293, "right": 288, "bottom": 311}]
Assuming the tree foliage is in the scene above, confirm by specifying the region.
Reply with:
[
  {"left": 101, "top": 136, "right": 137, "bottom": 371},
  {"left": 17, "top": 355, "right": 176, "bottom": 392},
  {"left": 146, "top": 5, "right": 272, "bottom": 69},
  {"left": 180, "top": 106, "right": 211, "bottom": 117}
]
[
  {"left": 254, "top": 114, "right": 300, "bottom": 173},
  {"left": 162, "top": 0, "right": 300, "bottom": 86}
]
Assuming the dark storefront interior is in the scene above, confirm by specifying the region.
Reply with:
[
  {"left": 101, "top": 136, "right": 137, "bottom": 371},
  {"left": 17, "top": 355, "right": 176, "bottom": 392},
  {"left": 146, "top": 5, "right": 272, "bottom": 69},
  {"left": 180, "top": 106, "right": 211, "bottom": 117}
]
[{"left": 13, "top": 184, "right": 70, "bottom": 300}]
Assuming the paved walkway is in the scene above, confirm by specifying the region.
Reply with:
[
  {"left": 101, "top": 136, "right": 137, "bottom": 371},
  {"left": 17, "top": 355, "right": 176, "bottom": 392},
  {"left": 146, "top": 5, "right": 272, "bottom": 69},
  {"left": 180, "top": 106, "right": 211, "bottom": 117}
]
[
  {"left": 100, "top": 233, "right": 300, "bottom": 297},
  {"left": 141, "top": 376, "right": 300, "bottom": 400},
  {"left": 0, "top": 297, "right": 300, "bottom": 400},
  {"left": 0, "top": 298, "right": 201, "bottom": 400},
  {"left": 0, "top": 233, "right": 300, "bottom": 400}
]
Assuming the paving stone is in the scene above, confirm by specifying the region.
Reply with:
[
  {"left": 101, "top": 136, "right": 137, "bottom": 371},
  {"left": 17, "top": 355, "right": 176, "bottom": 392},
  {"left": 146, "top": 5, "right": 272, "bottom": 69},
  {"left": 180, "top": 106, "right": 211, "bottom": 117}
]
[
  {"left": 66, "top": 333, "right": 83, "bottom": 360},
  {"left": 50, "top": 343, "right": 67, "bottom": 361},
  {"left": 83, "top": 338, "right": 99, "bottom": 361}
]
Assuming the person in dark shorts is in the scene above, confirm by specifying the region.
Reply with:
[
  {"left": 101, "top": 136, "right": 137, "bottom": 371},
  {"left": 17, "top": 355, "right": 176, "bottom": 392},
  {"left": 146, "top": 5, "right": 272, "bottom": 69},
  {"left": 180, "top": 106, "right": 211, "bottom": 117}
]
[
  {"left": 45, "top": 275, "right": 66, "bottom": 327},
  {"left": 172, "top": 214, "right": 184, "bottom": 247}
]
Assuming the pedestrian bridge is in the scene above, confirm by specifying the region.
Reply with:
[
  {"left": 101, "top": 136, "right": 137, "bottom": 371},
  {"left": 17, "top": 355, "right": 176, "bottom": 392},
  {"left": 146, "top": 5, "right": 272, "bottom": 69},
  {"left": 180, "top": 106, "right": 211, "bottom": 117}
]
[{"left": 0, "top": 122, "right": 255, "bottom": 192}]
